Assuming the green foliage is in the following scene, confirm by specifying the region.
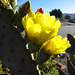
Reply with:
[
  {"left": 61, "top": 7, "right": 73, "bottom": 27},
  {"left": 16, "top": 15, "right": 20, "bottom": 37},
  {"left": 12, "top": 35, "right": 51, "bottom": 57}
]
[
  {"left": 50, "top": 9, "right": 63, "bottom": 18},
  {"left": 0, "top": 60, "right": 11, "bottom": 74},
  {"left": 38, "top": 58, "right": 59, "bottom": 75},
  {"left": 73, "top": 18, "right": 75, "bottom": 20},
  {"left": 64, "top": 15, "right": 71, "bottom": 20}
]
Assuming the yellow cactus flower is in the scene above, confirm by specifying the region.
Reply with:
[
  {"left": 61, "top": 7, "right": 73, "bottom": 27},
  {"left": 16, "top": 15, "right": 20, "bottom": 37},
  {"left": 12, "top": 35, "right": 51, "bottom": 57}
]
[
  {"left": 42, "top": 35, "right": 71, "bottom": 55},
  {"left": 22, "top": 11, "right": 61, "bottom": 44}
]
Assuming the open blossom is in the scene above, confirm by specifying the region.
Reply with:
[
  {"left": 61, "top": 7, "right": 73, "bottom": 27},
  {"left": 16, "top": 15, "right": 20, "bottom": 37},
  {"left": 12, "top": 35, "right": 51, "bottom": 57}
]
[
  {"left": 22, "top": 11, "right": 61, "bottom": 44},
  {"left": 42, "top": 35, "right": 71, "bottom": 55}
]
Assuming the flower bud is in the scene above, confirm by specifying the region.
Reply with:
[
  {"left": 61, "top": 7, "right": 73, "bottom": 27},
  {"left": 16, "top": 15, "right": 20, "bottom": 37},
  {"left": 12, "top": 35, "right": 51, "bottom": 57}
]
[
  {"left": 42, "top": 35, "right": 71, "bottom": 55},
  {"left": 37, "top": 8, "right": 44, "bottom": 13}
]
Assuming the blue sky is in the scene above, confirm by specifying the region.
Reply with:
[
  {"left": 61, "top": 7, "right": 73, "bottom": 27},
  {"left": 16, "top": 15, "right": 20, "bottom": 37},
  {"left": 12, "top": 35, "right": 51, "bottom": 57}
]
[{"left": 17, "top": 0, "right": 75, "bottom": 13}]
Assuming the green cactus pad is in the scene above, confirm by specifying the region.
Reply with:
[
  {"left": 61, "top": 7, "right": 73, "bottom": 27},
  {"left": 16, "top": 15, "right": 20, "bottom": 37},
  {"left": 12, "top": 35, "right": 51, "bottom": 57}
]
[
  {"left": 38, "top": 58, "right": 59, "bottom": 75},
  {"left": 15, "top": 13, "right": 24, "bottom": 32},
  {"left": 35, "top": 51, "right": 50, "bottom": 64},
  {"left": 0, "top": 16, "right": 38, "bottom": 75},
  {"left": 0, "top": 8, "right": 15, "bottom": 24},
  {"left": 27, "top": 41, "right": 41, "bottom": 53},
  {"left": 67, "top": 34, "right": 75, "bottom": 51}
]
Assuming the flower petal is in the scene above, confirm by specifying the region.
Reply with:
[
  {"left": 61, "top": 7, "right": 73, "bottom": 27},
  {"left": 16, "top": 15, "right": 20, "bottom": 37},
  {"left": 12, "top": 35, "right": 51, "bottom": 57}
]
[
  {"left": 34, "top": 12, "right": 44, "bottom": 25},
  {"left": 43, "top": 13, "right": 51, "bottom": 25},
  {"left": 26, "top": 23, "right": 42, "bottom": 43},
  {"left": 27, "top": 11, "right": 35, "bottom": 18}
]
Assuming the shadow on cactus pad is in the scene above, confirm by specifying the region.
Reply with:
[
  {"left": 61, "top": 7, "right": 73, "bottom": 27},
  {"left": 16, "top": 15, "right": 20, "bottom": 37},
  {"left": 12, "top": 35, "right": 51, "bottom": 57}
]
[
  {"left": 66, "top": 34, "right": 75, "bottom": 54},
  {"left": 66, "top": 34, "right": 75, "bottom": 74}
]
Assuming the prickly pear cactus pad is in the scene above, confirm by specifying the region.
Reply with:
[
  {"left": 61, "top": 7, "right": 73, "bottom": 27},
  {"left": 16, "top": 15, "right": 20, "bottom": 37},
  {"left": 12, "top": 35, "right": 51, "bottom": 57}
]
[
  {"left": 66, "top": 34, "right": 75, "bottom": 74},
  {"left": 0, "top": 17, "right": 38, "bottom": 75}
]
